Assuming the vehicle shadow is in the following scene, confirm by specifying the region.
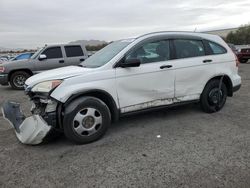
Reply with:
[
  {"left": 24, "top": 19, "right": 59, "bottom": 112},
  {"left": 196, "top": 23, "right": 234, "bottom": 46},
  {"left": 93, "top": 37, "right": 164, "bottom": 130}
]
[{"left": 42, "top": 102, "right": 202, "bottom": 147}]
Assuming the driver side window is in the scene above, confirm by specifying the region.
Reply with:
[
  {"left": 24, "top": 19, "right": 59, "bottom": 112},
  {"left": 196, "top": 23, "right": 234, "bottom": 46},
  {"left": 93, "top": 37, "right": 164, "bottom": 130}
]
[
  {"left": 126, "top": 40, "right": 170, "bottom": 64},
  {"left": 42, "top": 47, "right": 63, "bottom": 59}
]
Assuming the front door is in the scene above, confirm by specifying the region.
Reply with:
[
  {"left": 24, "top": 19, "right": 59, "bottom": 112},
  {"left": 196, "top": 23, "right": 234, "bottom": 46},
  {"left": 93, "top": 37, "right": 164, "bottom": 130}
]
[
  {"left": 115, "top": 39, "right": 175, "bottom": 113},
  {"left": 34, "top": 46, "right": 65, "bottom": 72}
]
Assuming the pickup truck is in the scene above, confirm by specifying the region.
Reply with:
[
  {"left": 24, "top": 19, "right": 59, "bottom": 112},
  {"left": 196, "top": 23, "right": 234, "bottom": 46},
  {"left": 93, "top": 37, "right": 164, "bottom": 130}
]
[{"left": 0, "top": 44, "right": 88, "bottom": 89}]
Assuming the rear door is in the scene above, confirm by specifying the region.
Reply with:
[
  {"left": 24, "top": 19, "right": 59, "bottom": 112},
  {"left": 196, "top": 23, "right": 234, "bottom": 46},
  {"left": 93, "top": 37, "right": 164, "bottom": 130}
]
[
  {"left": 34, "top": 46, "right": 65, "bottom": 72},
  {"left": 172, "top": 38, "right": 214, "bottom": 101},
  {"left": 64, "top": 45, "right": 86, "bottom": 66}
]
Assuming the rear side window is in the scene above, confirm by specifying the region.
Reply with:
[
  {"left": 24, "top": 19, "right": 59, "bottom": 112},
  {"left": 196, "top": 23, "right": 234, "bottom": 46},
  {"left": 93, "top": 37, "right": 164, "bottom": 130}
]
[
  {"left": 65, "top": 46, "right": 84, "bottom": 57},
  {"left": 208, "top": 41, "right": 227, "bottom": 54},
  {"left": 174, "top": 39, "right": 205, "bottom": 59},
  {"left": 42, "top": 47, "right": 63, "bottom": 59}
]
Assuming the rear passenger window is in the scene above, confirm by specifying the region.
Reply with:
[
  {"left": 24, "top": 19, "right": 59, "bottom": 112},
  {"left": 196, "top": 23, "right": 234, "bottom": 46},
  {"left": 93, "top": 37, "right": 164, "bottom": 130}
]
[
  {"left": 208, "top": 41, "right": 227, "bottom": 54},
  {"left": 174, "top": 39, "right": 205, "bottom": 59},
  {"left": 65, "top": 46, "right": 84, "bottom": 57},
  {"left": 42, "top": 47, "right": 62, "bottom": 59}
]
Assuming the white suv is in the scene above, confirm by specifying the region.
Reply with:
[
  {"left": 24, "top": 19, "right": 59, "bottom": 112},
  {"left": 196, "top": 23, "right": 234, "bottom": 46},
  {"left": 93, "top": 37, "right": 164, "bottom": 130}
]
[{"left": 2, "top": 31, "right": 241, "bottom": 145}]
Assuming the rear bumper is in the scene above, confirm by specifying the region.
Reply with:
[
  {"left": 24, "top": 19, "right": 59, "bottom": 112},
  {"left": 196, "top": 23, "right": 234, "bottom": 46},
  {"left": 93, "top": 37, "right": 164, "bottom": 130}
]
[
  {"left": 0, "top": 73, "right": 8, "bottom": 85},
  {"left": 1, "top": 101, "right": 52, "bottom": 145}
]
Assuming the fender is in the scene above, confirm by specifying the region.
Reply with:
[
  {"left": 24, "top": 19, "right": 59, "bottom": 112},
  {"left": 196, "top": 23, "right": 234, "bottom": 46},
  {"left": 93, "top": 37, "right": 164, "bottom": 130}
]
[
  {"left": 202, "top": 74, "right": 233, "bottom": 96},
  {"left": 61, "top": 89, "right": 120, "bottom": 123}
]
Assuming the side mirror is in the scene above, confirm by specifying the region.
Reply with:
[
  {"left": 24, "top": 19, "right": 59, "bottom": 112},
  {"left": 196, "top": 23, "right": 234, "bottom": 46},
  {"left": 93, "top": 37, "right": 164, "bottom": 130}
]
[
  {"left": 120, "top": 58, "right": 141, "bottom": 68},
  {"left": 38, "top": 54, "right": 47, "bottom": 61}
]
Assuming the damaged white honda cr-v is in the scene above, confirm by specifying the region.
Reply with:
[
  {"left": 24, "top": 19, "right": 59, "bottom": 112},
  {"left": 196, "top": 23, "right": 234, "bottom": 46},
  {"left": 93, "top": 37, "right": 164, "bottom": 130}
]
[{"left": 2, "top": 31, "right": 241, "bottom": 145}]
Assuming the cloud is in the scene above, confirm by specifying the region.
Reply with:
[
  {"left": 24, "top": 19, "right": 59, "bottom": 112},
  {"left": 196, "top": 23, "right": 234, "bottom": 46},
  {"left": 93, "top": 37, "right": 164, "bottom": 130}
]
[{"left": 0, "top": 0, "right": 249, "bottom": 48}]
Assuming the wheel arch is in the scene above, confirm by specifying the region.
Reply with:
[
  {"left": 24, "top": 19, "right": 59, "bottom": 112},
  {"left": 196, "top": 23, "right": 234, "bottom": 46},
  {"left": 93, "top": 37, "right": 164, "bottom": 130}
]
[
  {"left": 8, "top": 69, "right": 33, "bottom": 81},
  {"left": 203, "top": 75, "right": 233, "bottom": 97},
  {"left": 62, "top": 89, "right": 119, "bottom": 123}
]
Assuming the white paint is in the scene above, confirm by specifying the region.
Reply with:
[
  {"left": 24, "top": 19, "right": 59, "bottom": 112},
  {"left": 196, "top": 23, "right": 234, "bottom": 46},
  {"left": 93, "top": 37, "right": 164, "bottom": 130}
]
[
  {"left": 25, "top": 66, "right": 96, "bottom": 88},
  {"left": 116, "top": 61, "right": 175, "bottom": 111}
]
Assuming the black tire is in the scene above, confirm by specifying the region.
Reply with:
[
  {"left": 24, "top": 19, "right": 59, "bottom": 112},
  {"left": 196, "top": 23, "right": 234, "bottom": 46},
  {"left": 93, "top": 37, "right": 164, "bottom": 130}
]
[
  {"left": 240, "top": 59, "right": 248, "bottom": 63},
  {"left": 200, "top": 79, "right": 227, "bottom": 113},
  {"left": 63, "top": 96, "right": 111, "bottom": 144},
  {"left": 10, "top": 71, "right": 31, "bottom": 90}
]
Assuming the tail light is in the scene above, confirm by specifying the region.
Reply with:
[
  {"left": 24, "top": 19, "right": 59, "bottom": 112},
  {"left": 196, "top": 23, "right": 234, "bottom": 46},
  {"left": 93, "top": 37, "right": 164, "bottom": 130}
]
[
  {"left": 0, "top": 66, "right": 5, "bottom": 72},
  {"left": 234, "top": 54, "right": 240, "bottom": 67},
  {"left": 229, "top": 46, "right": 239, "bottom": 67}
]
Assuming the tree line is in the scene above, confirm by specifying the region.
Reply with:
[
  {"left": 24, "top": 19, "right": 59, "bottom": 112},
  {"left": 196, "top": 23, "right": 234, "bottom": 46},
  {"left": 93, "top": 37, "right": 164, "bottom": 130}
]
[{"left": 226, "top": 24, "right": 250, "bottom": 45}]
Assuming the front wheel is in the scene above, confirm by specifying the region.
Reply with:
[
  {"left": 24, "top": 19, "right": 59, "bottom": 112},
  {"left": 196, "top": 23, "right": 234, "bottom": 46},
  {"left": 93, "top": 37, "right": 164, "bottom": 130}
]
[
  {"left": 63, "top": 97, "right": 111, "bottom": 144},
  {"left": 200, "top": 79, "right": 227, "bottom": 113},
  {"left": 10, "top": 71, "right": 30, "bottom": 90}
]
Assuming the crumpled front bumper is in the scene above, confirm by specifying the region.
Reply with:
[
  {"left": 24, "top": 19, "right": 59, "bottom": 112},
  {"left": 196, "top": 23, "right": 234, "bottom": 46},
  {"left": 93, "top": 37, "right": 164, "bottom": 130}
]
[{"left": 2, "top": 101, "right": 52, "bottom": 145}]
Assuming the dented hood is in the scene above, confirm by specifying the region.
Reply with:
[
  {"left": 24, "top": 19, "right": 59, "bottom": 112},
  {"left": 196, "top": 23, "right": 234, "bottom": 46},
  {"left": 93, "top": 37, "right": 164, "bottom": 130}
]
[{"left": 25, "top": 66, "right": 94, "bottom": 87}]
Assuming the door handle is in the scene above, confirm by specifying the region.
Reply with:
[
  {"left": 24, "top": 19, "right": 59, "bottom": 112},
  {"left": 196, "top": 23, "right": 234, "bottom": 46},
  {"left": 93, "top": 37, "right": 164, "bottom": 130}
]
[
  {"left": 59, "top": 60, "right": 64, "bottom": 63},
  {"left": 160, "top": 65, "right": 172, "bottom": 69},
  {"left": 203, "top": 59, "right": 212, "bottom": 63},
  {"left": 80, "top": 58, "right": 85, "bottom": 62}
]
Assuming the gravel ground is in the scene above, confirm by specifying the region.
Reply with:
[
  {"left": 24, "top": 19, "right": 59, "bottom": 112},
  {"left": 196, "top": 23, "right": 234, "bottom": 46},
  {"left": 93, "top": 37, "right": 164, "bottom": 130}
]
[{"left": 0, "top": 64, "right": 250, "bottom": 188}]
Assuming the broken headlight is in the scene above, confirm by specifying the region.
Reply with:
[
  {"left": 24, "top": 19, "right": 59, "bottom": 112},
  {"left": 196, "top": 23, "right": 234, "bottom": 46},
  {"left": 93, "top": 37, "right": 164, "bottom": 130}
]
[{"left": 31, "top": 80, "right": 63, "bottom": 93}]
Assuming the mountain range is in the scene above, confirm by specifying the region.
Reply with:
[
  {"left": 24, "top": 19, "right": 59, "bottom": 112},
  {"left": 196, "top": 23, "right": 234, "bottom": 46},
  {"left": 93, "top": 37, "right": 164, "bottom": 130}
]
[{"left": 69, "top": 40, "right": 107, "bottom": 46}]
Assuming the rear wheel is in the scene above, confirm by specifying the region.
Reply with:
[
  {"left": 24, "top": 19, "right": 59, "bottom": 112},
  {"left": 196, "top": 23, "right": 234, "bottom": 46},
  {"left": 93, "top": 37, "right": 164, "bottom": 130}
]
[
  {"left": 63, "top": 97, "right": 111, "bottom": 144},
  {"left": 10, "top": 71, "right": 30, "bottom": 90},
  {"left": 240, "top": 59, "right": 248, "bottom": 63},
  {"left": 200, "top": 79, "right": 227, "bottom": 113}
]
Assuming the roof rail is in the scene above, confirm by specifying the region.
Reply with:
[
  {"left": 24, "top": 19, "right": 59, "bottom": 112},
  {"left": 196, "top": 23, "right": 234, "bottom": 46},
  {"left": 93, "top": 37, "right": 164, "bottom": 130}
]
[{"left": 136, "top": 31, "right": 197, "bottom": 39}]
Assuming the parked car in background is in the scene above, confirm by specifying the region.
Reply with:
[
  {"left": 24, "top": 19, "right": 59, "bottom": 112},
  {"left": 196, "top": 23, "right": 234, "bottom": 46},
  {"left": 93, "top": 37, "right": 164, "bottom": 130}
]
[
  {"left": 0, "top": 57, "right": 8, "bottom": 62},
  {"left": 11, "top": 52, "right": 34, "bottom": 61},
  {"left": 2, "top": 31, "right": 241, "bottom": 145},
  {"left": 0, "top": 55, "right": 11, "bottom": 61},
  {"left": 0, "top": 44, "right": 88, "bottom": 89},
  {"left": 236, "top": 47, "right": 250, "bottom": 63}
]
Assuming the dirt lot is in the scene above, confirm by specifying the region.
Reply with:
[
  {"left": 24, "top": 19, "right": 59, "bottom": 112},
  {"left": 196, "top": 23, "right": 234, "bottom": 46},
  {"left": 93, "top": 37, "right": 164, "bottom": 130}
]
[{"left": 0, "top": 64, "right": 250, "bottom": 188}]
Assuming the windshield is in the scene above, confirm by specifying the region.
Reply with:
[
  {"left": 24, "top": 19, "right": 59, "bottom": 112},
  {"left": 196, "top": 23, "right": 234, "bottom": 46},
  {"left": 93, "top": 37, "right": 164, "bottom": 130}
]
[
  {"left": 80, "top": 39, "right": 134, "bottom": 68},
  {"left": 31, "top": 47, "right": 45, "bottom": 59}
]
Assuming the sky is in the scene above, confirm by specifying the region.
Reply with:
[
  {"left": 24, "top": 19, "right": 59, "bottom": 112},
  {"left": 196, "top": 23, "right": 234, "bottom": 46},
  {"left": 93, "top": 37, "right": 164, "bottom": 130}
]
[{"left": 0, "top": 0, "right": 249, "bottom": 49}]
